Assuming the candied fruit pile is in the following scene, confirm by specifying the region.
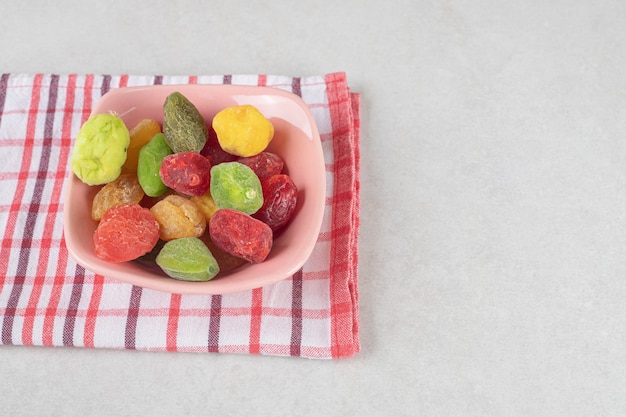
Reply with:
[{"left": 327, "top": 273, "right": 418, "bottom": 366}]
[{"left": 72, "top": 92, "right": 298, "bottom": 282}]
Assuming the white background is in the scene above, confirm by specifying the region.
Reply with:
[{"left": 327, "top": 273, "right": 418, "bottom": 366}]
[{"left": 2, "top": 0, "right": 626, "bottom": 415}]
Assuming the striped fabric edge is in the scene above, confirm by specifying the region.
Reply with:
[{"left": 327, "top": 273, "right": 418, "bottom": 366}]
[{"left": 325, "top": 72, "right": 361, "bottom": 358}]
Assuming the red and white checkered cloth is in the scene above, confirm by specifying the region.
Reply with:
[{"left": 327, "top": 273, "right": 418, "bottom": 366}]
[{"left": 0, "top": 72, "right": 360, "bottom": 359}]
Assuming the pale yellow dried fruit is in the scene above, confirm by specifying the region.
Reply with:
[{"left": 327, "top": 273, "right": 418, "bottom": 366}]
[{"left": 71, "top": 113, "right": 130, "bottom": 185}]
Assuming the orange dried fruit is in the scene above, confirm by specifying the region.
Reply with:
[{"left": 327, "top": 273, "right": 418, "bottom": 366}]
[
  {"left": 149, "top": 194, "right": 206, "bottom": 241},
  {"left": 122, "top": 119, "right": 162, "bottom": 173},
  {"left": 91, "top": 173, "right": 145, "bottom": 221},
  {"left": 190, "top": 190, "right": 219, "bottom": 222}
]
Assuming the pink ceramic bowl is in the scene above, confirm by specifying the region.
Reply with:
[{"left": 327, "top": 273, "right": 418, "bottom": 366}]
[{"left": 64, "top": 84, "right": 325, "bottom": 295}]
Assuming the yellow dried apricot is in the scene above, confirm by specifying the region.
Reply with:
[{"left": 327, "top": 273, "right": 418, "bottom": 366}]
[
  {"left": 149, "top": 194, "right": 206, "bottom": 241},
  {"left": 212, "top": 105, "right": 274, "bottom": 157},
  {"left": 190, "top": 190, "right": 219, "bottom": 222}
]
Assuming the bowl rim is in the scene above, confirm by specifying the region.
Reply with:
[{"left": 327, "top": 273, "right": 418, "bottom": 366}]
[{"left": 63, "top": 83, "right": 325, "bottom": 295}]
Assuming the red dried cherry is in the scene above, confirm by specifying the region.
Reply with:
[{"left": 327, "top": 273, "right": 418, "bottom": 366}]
[
  {"left": 237, "top": 152, "right": 284, "bottom": 180},
  {"left": 159, "top": 151, "right": 211, "bottom": 196},
  {"left": 253, "top": 174, "right": 298, "bottom": 231},
  {"left": 209, "top": 208, "right": 273, "bottom": 263},
  {"left": 200, "top": 126, "right": 237, "bottom": 165}
]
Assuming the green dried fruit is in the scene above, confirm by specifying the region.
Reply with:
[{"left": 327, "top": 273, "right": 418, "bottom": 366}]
[
  {"left": 137, "top": 133, "right": 172, "bottom": 197},
  {"left": 162, "top": 92, "right": 208, "bottom": 153},
  {"left": 210, "top": 162, "right": 263, "bottom": 215},
  {"left": 156, "top": 237, "right": 220, "bottom": 281},
  {"left": 70, "top": 113, "right": 130, "bottom": 185}
]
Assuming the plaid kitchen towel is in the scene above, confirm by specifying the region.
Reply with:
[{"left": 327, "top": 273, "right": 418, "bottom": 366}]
[{"left": 0, "top": 72, "right": 360, "bottom": 359}]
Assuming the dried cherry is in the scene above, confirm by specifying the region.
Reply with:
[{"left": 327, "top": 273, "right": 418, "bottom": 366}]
[
  {"left": 159, "top": 151, "right": 211, "bottom": 196},
  {"left": 237, "top": 152, "right": 284, "bottom": 180},
  {"left": 209, "top": 208, "right": 273, "bottom": 263},
  {"left": 254, "top": 174, "right": 298, "bottom": 231}
]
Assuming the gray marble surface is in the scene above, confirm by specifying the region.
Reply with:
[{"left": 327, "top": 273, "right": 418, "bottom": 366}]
[{"left": 2, "top": 0, "right": 626, "bottom": 415}]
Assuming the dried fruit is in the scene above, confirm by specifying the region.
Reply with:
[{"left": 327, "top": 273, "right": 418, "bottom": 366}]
[
  {"left": 149, "top": 194, "right": 206, "bottom": 241},
  {"left": 254, "top": 174, "right": 298, "bottom": 231},
  {"left": 159, "top": 152, "right": 211, "bottom": 196},
  {"left": 237, "top": 152, "right": 284, "bottom": 180},
  {"left": 78, "top": 100, "right": 299, "bottom": 280},
  {"left": 91, "top": 173, "right": 145, "bottom": 221},
  {"left": 133, "top": 240, "right": 166, "bottom": 271},
  {"left": 71, "top": 113, "right": 130, "bottom": 185},
  {"left": 200, "top": 126, "right": 237, "bottom": 165},
  {"left": 199, "top": 233, "right": 248, "bottom": 273},
  {"left": 190, "top": 190, "right": 219, "bottom": 222},
  {"left": 137, "top": 133, "right": 173, "bottom": 197},
  {"left": 156, "top": 237, "right": 220, "bottom": 281},
  {"left": 93, "top": 204, "right": 160, "bottom": 263},
  {"left": 163, "top": 92, "right": 208, "bottom": 153},
  {"left": 210, "top": 162, "right": 263, "bottom": 215},
  {"left": 212, "top": 104, "right": 274, "bottom": 157},
  {"left": 122, "top": 119, "right": 162, "bottom": 173},
  {"left": 209, "top": 208, "right": 273, "bottom": 263}
]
